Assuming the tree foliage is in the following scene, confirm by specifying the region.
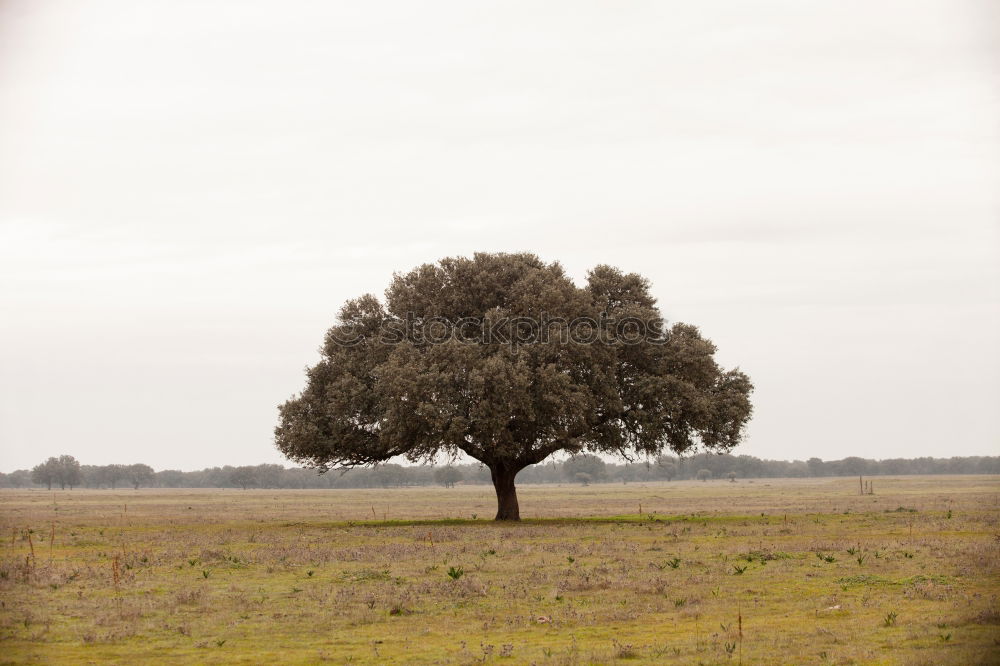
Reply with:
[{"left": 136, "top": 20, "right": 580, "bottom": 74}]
[
  {"left": 31, "top": 455, "right": 81, "bottom": 490},
  {"left": 128, "top": 464, "right": 155, "bottom": 490},
  {"left": 275, "top": 253, "right": 753, "bottom": 519}
]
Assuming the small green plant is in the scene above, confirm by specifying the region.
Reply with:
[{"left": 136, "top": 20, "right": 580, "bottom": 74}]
[
  {"left": 673, "top": 598, "right": 686, "bottom": 607},
  {"left": 306, "top": 570, "right": 314, "bottom": 577},
  {"left": 732, "top": 564, "right": 748, "bottom": 575},
  {"left": 202, "top": 569, "right": 211, "bottom": 578},
  {"left": 816, "top": 552, "right": 836, "bottom": 563},
  {"left": 946, "top": 509, "right": 952, "bottom": 519},
  {"left": 567, "top": 556, "right": 575, "bottom": 564},
  {"left": 856, "top": 554, "right": 866, "bottom": 566},
  {"left": 215, "top": 639, "right": 226, "bottom": 647},
  {"left": 883, "top": 611, "right": 897, "bottom": 627},
  {"left": 846, "top": 546, "right": 858, "bottom": 556},
  {"left": 447, "top": 566, "right": 464, "bottom": 580},
  {"left": 939, "top": 632, "right": 951, "bottom": 642},
  {"left": 666, "top": 557, "right": 681, "bottom": 569}
]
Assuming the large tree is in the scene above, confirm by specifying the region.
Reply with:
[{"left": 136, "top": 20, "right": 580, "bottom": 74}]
[{"left": 275, "top": 253, "right": 753, "bottom": 520}]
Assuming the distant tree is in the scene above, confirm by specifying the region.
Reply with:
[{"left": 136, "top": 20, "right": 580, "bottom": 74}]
[
  {"left": 254, "top": 464, "right": 284, "bottom": 488},
  {"left": 155, "top": 469, "right": 186, "bottom": 488},
  {"left": 370, "top": 463, "right": 406, "bottom": 487},
  {"left": 434, "top": 466, "right": 464, "bottom": 488},
  {"left": 32, "top": 458, "right": 60, "bottom": 490},
  {"left": 96, "top": 464, "right": 129, "bottom": 489},
  {"left": 58, "top": 455, "right": 82, "bottom": 489},
  {"left": 727, "top": 471, "right": 737, "bottom": 482},
  {"left": 229, "top": 466, "right": 257, "bottom": 490},
  {"left": 807, "top": 457, "right": 825, "bottom": 477},
  {"left": 0, "top": 470, "right": 32, "bottom": 488},
  {"left": 127, "top": 464, "right": 155, "bottom": 490},
  {"left": 656, "top": 458, "right": 677, "bottom": 482},
  {"left": 563, "top": 454, "right": 607, "bottom": 484},
  {"left": 13, "top": 470, "right": 32, "bottom": 488},
  {"left": 80, "top": 465, "right": 101, "bottom": 488},
  {"left": 31, "top": 455, "right": 81, "bottom": 490},
  {"left": 696, "top": 468, "right": 712, "bottom": 481},
  {"left": 573, "top": 472, "right": 593, "bottom": 486},
  {"left": 275, "top": 253, "right": 754, "bottom": 520},
  {"left": 839, "top": 456, "right": 869, "bottom": 476}
]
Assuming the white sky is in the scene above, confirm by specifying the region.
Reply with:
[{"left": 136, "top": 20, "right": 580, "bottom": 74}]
[{"left": 1, "top": 0, "right": 997, "bottom": 471}]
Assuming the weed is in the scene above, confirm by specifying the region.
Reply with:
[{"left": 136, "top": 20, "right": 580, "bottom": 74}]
[
  {"left": 447, "top": 566, "right": 464, "bottom": 580},
  {"left": 613, "top": 639, "right": 638, "bottom": 659},
  {"left": 883, "top": 611, "right": 897, "bottom": 627}
]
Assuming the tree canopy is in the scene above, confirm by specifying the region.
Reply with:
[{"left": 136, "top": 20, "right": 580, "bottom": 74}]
[
  {"left": 31, "top": 455, "right": 81, "bottom": 490},
  {"left": 275, "top": 252, "right": 753, "bottom": 519}
]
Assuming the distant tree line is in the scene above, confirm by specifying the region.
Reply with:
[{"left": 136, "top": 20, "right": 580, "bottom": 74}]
[{"left": 1, "top": 453, "right": 997, "bottom": 490}]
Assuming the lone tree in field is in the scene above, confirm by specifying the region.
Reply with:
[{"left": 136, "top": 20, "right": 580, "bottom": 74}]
[{"left": 276, "top": 253, "right": 752, "bottom": 520}]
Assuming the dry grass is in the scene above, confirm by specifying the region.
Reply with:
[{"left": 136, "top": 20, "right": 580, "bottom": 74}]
[{"left": 1, "top": 476, "right": 998, "bottom": 664}]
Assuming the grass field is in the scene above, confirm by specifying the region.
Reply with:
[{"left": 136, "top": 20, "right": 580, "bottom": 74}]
[{"left": 1, "top": 476, "right": 999, "bottom": 664}]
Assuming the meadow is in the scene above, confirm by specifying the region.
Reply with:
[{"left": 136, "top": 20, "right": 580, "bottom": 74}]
[{"left": 1, "top": 476, "right": 998, "bottom": 664}]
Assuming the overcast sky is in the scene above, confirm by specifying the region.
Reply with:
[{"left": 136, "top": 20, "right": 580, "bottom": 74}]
[{"left": 1, "top": 1, "right": 997, "bottom": 472}]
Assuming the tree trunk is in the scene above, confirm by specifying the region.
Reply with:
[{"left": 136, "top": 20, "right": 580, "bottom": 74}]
[{"left": 490, "top": 464, "right": 521, "bottom": 521}]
